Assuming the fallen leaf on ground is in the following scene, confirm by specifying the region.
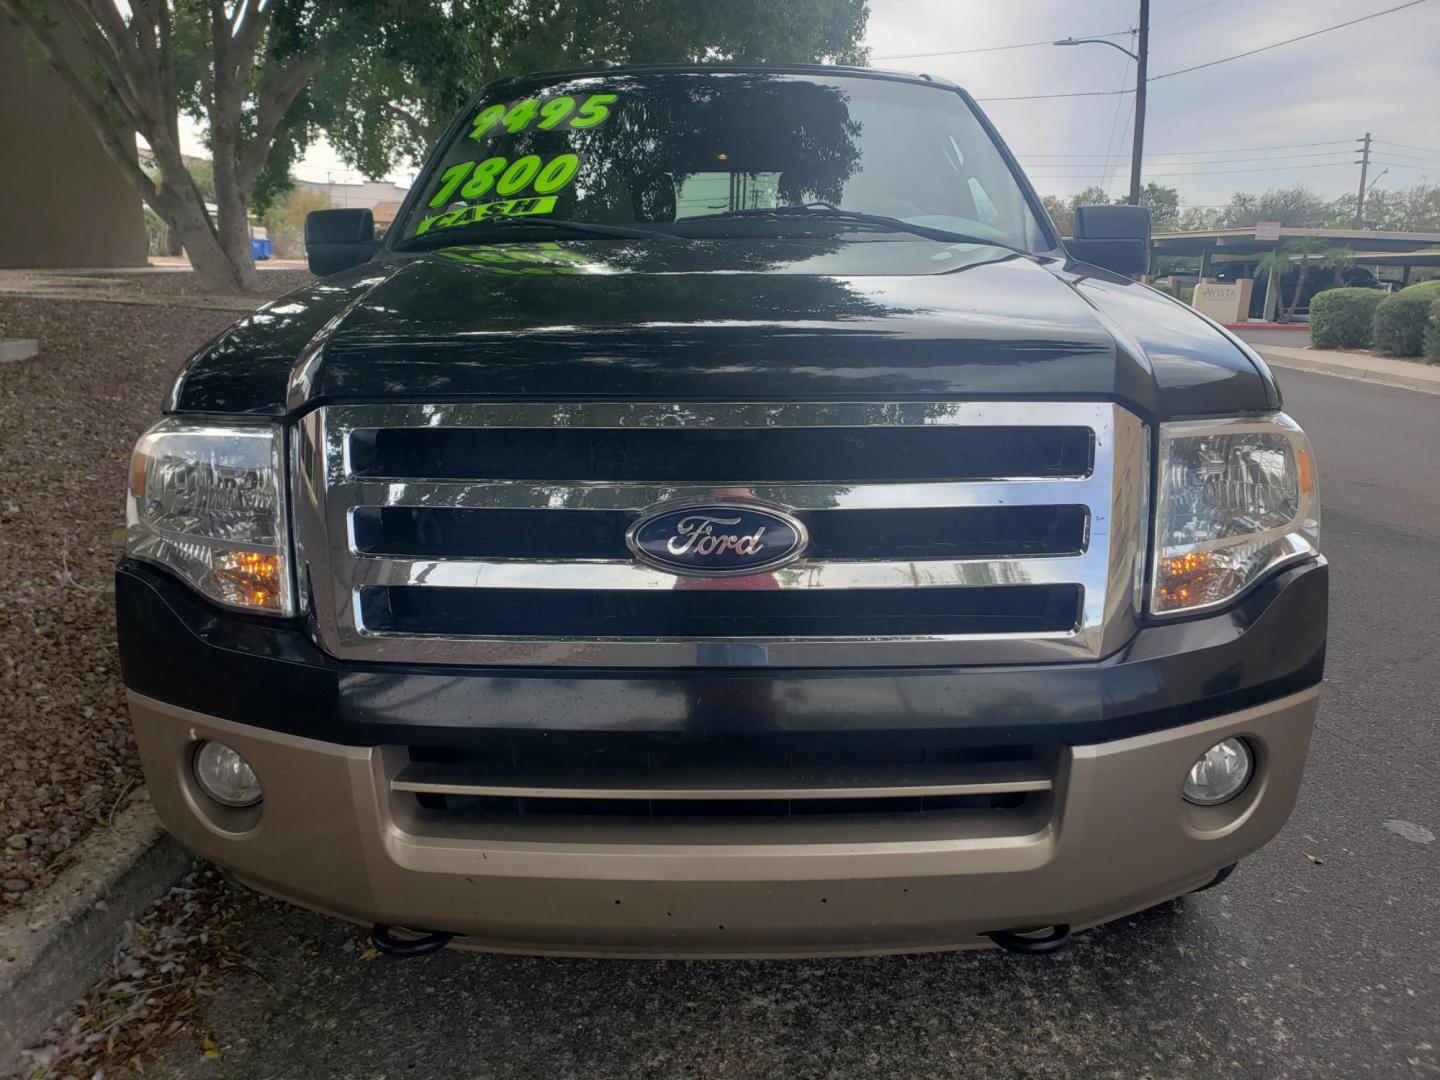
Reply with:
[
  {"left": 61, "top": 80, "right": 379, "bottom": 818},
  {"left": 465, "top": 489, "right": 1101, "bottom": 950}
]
[{"left": 1305, "top": 852, "right": 1325, "bottom": 865}]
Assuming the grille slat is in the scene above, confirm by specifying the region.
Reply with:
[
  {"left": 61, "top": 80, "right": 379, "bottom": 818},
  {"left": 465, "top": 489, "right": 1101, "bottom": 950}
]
[
  {"left": 293, "top": 401, "right": 1147, "bottom": 667},
  {"left": 350, "top": 425, "right": 1094, "bottom": 483},
  {"left": 351, "top": 505, "right": 1090, "bottom": 562},
  {"left": 362, "top": 584, "right": 1082, "bottom": 639},
  {"left": 393, "top": 760, "right": 1051, "bottom": 800}
]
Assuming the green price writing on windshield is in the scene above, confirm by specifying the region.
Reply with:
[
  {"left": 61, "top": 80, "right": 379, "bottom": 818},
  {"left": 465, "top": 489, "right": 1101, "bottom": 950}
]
[
  {"left": 428, "top": 153, "right": 581, "bottom": 208},
  {"left": 415, "top": 195, "right": 559, "bottom": 237},
  {"left": 469, "top": 93, "right": 618, "bottom": 140}
]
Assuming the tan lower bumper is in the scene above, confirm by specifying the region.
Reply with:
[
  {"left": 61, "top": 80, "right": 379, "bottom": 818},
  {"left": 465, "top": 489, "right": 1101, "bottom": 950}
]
[{"left": 127, "top": 689, "right": 1316, "bottom": 958}]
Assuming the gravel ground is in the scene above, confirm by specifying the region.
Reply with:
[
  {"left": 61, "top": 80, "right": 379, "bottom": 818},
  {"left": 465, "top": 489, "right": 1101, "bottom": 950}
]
[
  {"left": 0, "top": 266, "right": 314, "bottom": 313},
  {"left": 12, "top": 863, "right": 255, "bottom": 1080},
  {"left": 0, "top": 294, "right": 270, "bottom": 907}
]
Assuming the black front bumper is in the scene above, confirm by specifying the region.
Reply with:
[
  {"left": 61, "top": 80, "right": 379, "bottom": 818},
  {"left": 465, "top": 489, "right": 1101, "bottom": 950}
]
[{"left": 115, "top": 557, "right": 1326, "bottom": 752}]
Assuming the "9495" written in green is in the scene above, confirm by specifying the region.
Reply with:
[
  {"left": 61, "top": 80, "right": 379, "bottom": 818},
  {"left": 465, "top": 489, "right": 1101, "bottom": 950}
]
[{"left": 469, "top": 93, "right": 618, "bottom": 140}]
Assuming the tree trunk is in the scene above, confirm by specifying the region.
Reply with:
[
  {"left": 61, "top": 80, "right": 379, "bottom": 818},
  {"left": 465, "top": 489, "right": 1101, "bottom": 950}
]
[
  {"left": 1284, "top": 265, "right": 1309, "bottom": 320},
  {"left": 149, "top": 130, "right": 254, "bottom": 293},
  {"left": 209, "top": 165, "right": 261, "bottom": 293},
  {"left": 161, "top": 189, "right": 248, "bottom": 293}
]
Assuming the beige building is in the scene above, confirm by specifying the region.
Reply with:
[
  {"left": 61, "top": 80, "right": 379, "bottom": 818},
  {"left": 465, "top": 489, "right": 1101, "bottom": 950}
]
[
  {"left": 295, "top": 178, "right": 411, "bottom": 220},
  {"left": 0, "top": 28, "right": 146, "bottom": 268}
]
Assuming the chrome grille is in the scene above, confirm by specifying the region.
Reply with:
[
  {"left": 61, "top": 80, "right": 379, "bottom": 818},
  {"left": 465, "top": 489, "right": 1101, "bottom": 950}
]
[{"left": 292, "top": 402, "right": 1148, "bottom": 667}]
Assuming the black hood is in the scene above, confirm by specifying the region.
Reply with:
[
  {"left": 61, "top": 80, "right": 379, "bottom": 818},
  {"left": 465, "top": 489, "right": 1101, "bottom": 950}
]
[{"left": 170, "top": 237, "right": 1277, "bottom": 419}]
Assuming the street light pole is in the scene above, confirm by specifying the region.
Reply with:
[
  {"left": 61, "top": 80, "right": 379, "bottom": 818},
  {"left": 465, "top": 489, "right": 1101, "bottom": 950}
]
[{"left": 1054, "top": 0, "right": 1150, "bottom": 205}]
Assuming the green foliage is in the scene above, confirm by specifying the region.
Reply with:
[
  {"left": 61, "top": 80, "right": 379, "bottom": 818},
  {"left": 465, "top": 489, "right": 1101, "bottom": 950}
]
[
  {"left": 1220, "top": 184, "right": 1331, "bottom": 229},
  {"left": 261, "top": 188, "right": 334, "bottom": 257},
  {"left": 1308, "top": 288, "right": 1384, "bottom": 350},
  {"left": 1371, "top": 281, "right": 1440, "bottom": 357},
  {"left": 1425, "top": 296, "right": 1440, "bottom": 364},
  {"left": 313, "top": 0, "right": 871, "bottom": 178},
  {"left": 1326, "top": 183, "right": 1440, "bottom": 232},
  {"left": 1039, "top": 182, "right": 1179, "bottom": 236},
  {"left": 1138, "top": 182, "right": 1180, "bottom": 232},
  {"left": 1041, "top": 181, "right": 1440, "bottom": 236},
  {"left": 1253, "top": 239, "right": 1347, "bottom": 320}
]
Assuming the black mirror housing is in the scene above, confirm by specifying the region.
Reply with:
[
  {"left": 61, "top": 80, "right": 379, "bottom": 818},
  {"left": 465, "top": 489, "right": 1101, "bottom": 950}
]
[
  {"left": 1065, "top": 204, "right": 1152, "bottom": 276},
  {"left": 305, "top": 209, "right": 380, "bottom": 276}
]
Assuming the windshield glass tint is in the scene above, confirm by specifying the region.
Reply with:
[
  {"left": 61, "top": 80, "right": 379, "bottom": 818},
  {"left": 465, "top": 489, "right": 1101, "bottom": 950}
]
[{"left": 400, "top": 72, "right": 1049, "bottom": 250}]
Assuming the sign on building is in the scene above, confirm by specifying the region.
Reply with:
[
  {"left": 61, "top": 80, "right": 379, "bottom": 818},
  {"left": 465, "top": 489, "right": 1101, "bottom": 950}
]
[
  {"left": 1254, "top": 221, "right": 1282, "bottom": 242},
  {"left": 1191, "top": 279, "right": 1255, "bottom": 324}
]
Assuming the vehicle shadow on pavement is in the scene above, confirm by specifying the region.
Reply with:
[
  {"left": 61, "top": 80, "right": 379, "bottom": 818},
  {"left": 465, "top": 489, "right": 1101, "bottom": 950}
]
[{"left": 143, "top": 883, "right": 1303, "bottom": 1080}]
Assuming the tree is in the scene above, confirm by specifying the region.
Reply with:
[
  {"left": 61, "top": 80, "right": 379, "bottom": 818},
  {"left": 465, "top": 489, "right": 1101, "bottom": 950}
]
[
  {"left": 2, "top": 0, "right": 869, "bottom": 293},
  {"left": 1327, "top": 181, "right": 1440, "bottom": 232},
  {"left": 1039, "top": 186, "right": 1111, "bottom": 236},
  {"left": 0, "top": 1, "right": 372, "bottom": 291},
  {"left": 312, "top": 0, "right": 871, "bottom": 179},
  {"left": 261, "top": 187, "right": 332, "bottom": 257},
  {"left": 1220, "top": 184, "right": 1329, "bottom": 229},
  {"left": 1138, "top": 182, "right": 1180, "bottom": 232},
  {"left": 1254, "top": 238, "right": 1338, "bottom": 321}
]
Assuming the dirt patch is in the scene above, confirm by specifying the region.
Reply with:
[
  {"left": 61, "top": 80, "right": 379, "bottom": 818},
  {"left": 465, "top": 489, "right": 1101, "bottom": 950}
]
[
  {"left": 7, "top": 864, "right": 260, "bottom": 1080},
  {"left": 0, "top": 298, "right": 244, "bottom": 908},
  {"left": 0, "top": 266, "right": 314, "bottom": 313}
]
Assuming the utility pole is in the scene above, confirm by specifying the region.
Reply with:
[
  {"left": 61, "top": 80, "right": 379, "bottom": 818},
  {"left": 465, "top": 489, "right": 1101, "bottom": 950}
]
[
  {"left": 1354, "top": 132, "right": 1372, "bottom": 228},
  {"left": 1129, "top": 0, "right": 1150, "bottom": 206},
  {"left": 1055, "top": 0, "right": 1150, "bottom": 205}
]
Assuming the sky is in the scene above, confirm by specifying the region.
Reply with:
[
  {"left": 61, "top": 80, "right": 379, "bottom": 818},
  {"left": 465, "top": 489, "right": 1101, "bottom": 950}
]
[
  {"left": 184, "top": 0, "right": 1440, "bottom": 209},
  {"left": 862, "top": 0, "right": 1440, "bottom": 208}
]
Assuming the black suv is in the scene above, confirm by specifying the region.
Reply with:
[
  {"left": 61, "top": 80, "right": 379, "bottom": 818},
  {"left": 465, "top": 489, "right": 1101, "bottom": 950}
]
[{"left": 117, "top": 65, "right": 1325, "bottom": 958}]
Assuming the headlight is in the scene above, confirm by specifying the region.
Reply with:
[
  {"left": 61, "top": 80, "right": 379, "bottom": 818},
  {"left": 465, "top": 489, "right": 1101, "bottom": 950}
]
[
  {"left": 126, "top": 419, "right": 293, "bottom": 615},
  {"left": 1152, "top": 414, "right": 1319, "bottom": 615}
]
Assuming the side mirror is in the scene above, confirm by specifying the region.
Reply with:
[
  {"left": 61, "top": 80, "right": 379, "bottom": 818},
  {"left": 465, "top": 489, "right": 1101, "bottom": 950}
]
[
  {"left": 1065, "top": 204, "right": 1151, "bottom": 276},
  {"left": 305, "top": 209, "right": 379, "bottom": 276}
]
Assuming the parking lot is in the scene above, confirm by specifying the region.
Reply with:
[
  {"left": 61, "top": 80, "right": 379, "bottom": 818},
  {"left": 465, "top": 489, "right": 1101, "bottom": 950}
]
[{"left": 128, "top": 367, "right": 1439, "bottom": 1080}]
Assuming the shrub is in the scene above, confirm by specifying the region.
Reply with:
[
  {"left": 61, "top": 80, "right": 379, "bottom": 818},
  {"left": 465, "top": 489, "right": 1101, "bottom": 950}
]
[
  {"left": 1309, "top": 288, "right": 1383, "bottom": 349},
  {"left": 1372, "top": 280, "right": 1440, "bottom": 357},
  {"left": 1425, "top": 297, "right": 1440, "bottom": 364}
]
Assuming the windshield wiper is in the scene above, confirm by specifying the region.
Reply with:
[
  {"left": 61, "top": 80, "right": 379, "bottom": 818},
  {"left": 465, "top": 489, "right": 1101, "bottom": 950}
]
[
  {"left": 395, "top": 217, "right": 682, "bottom": 251},
  {"left": 680, "top": 203, "right": 1028, "bottom": 253}
]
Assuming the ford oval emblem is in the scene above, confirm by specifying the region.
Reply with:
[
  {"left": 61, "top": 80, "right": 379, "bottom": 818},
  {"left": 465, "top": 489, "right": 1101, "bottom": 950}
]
[{"left": 627, "top": 502, "right": 809, "bottom": 578}]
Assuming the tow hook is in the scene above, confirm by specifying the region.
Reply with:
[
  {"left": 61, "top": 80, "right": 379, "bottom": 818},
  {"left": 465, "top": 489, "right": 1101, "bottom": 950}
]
[
  {"left": 983, "top": 924, "right": 1071, "bottom": 954},
  {"left": 369, "top": 924, "right": 456, "bottom": 957}
]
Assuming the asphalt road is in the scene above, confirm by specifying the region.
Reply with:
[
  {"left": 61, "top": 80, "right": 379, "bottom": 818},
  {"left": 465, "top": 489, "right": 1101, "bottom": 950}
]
[{"left": 153, "top": 369, "right": 1438, "bottom": 1080}]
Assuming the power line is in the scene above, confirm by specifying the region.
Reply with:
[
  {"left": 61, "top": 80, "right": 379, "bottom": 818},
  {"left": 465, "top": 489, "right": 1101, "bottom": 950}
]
[
  {"left": 1149, "top": 0, "right": 1433, "bottom": 82},
  {"left": 978, "top": 0, "right": 1433, "bottom": 103},
  {"left": 1015, "top": 139, "right": 1354, "bottom": 158},
  {"left": 872, "top": 28, "right": 1132, "bottom": 62},
  {"left": 1371, "top": 151, "right": 1440, "bottom": 166},
  {"left": 1150, "top": 0, "right": 1232, "bottom": 25},
  {"left": 978, "top": 88, "right": 1131, "bottom": 102},
  {"left": 873, "top": 0, "right": 1234, "bottom": 63},
  {"left": 1022, "top": 151, "right": 1352, "bottom": 167},
  {"left": 1097, "top": 53, "right": 1135, "bottom": 190},
  {"left": 1027, "top": 162, "right": 1356, "bottom": 178},
  {"left": 1373, "top": 139, "right": 1440, "bottom": 156}
]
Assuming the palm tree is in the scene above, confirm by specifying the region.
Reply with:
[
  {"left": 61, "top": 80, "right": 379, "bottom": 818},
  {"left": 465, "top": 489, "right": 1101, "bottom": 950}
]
[{"left": 1253, "top": 238, "right": 1338, "bottom": 321}]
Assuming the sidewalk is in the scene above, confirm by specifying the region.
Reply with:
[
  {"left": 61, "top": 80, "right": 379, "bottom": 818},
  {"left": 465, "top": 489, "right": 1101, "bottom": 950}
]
[
  {"left": 1254, "top": 343, "right": 1440, "bottom": 393},
  {"left": 0, "top": 263, "right": 311, "bottom": 312}
]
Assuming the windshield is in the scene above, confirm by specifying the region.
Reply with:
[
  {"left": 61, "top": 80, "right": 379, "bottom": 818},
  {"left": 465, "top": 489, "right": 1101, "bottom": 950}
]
[{"left": 396, "top": 72, "right": 1051, "bottom": 252}]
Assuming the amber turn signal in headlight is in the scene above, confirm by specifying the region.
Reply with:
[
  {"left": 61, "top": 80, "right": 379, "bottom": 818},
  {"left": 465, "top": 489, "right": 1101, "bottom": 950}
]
[
  {"left": 1152, "top": 414, "right": 1319, "bottom": 615},
  {"left": 125, "top": 420, "right": 294, "bottom": 615}
]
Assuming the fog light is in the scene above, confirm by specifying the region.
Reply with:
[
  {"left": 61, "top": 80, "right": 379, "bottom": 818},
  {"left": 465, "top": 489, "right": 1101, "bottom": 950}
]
[
  {"left": 192, "top": 740, "right": 262, "bottom": 807},
  {"left": 1182, "top": 738, "right": 1253, "bottom": 805}
]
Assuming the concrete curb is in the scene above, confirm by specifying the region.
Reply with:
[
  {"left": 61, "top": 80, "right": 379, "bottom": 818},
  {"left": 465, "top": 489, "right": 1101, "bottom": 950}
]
[
  {"left": 1257, "top": 348, "right": 1440, "bottom": 394},
  {"left": 0, "top": 795, "right": 190, "bottom": 1073}
]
